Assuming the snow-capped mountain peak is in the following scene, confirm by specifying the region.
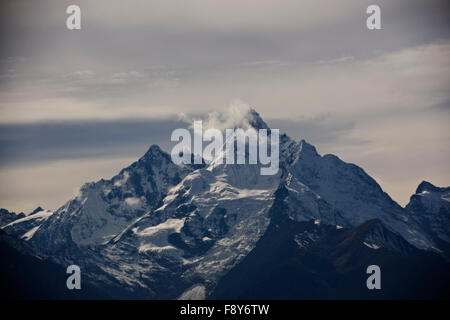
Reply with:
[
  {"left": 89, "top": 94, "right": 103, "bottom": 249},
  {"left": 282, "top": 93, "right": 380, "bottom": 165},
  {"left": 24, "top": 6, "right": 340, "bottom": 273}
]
[
  {"left": 1, "top": 108, "right": 448, "bottom": 298},
  {"left": 298, "top": 139, "right": 319, "bottom": 159},
  {"left": 416, "top": 180, "right": 450, "bottom": 196},
  {"left": 247, "top": 108, "right": 270, "bottom": 130},
  {"left": 26, "top": 142, "right": 193, "bottom": 254},
  {"left": 30, "top": 206, "right": 44, "bottom": 216}
]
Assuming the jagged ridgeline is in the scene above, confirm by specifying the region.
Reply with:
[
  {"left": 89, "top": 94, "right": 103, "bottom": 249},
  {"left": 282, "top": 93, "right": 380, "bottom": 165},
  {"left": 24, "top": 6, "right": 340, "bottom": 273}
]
[{"left": 1, "top": 109, "right": 449, "bottom": 299}]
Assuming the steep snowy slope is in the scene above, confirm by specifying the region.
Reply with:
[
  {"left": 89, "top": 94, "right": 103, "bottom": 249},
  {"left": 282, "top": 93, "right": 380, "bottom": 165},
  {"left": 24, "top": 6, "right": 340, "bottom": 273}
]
[
  {"left": 284, "top": 140, "right": 432, "bottom": 250},
  {"left": 100, "top": 162, "right": 281, "bottom": 297},
  {"left": 405, "top": 181, "right": 450, "bottom": 257}
]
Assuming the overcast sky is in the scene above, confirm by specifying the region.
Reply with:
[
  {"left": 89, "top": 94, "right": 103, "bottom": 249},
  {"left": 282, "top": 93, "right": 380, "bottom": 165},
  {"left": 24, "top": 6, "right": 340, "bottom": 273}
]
[{"left": 0, "top": 0, "right": 449, "bottom": 212}]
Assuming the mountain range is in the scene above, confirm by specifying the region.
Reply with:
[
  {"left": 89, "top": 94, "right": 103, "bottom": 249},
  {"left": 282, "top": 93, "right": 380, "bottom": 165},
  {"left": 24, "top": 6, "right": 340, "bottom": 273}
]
[{"left": 1, "top": 109, "right": 449, "bottom": 299}]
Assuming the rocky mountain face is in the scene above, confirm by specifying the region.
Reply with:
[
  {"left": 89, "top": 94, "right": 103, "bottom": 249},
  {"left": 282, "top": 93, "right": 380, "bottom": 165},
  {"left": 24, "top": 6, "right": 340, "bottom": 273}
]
[
  {"left": 283, "top": 140, "right": 433, "bottom": 251},
  {"left": 2, "top": 208, "right": 53, "bottom": 241},
  {"left": 405, "top": 181, "right": 450, "bottom": 258},
  {"left": 0, "top": 208, "right": 25, "bottom": 227},
  {"left": 211, "top": 216, "right": 449, "bottom": 299},
  {"left": 0, "top": 109, "right": 448, "bottom": 299},
  {"left": 0, "top": 229, "right": 103, "bottom": 299}
]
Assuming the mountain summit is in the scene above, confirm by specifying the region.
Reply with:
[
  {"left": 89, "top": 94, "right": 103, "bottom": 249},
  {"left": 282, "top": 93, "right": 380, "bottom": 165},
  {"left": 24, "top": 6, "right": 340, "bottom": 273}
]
[
  {"left": 406, "top": 181, "right": 450, "bottom": 258},
  {"left": 247, "top": 108, "right": 270, "bottom": 130}
]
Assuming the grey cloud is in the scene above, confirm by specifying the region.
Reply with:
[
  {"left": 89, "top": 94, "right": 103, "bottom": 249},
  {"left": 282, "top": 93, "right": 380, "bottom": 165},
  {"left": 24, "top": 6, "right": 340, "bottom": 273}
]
[
  {"left": 429, "top": 99, "right": 450, "bottom": 111},
  {"left": 0, "top": 119, "right": 186, "bottom": 168},
  {"left": 1, "top": 0, "right": 448, "bottom": 74}
]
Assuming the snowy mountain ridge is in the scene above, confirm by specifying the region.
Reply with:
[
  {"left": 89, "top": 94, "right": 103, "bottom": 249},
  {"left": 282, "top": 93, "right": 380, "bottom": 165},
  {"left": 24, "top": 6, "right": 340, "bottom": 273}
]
[{"left": 0, "top": 108, "right": 448, "bottom": 298}]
